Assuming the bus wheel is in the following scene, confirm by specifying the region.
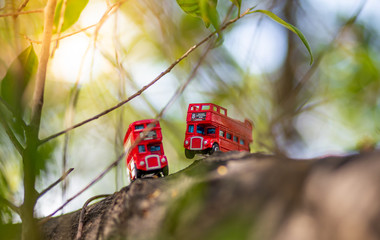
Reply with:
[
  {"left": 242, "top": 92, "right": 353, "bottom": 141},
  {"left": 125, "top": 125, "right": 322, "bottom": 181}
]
[
  {"left": 129, "top": 162, "right": 140, "bottom": 181},
  {"left": 210, "top": 143, "right": 220, "bottom": 155},
  {"left": 185, "top": 149, "right": 195, "bottom": 159},
  {"left": 162, "top": 165, "right": 169, "bottom": 176}
]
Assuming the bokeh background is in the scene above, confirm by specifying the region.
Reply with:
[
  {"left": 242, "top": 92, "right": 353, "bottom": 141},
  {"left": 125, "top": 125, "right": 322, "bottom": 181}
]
[{"left": 0, "top": 0, "right": 379, "bottom": 221}]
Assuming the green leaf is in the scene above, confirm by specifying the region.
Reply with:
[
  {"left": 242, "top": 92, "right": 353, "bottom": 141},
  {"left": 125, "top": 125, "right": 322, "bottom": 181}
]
[
  {"left": 250, "top": 10, "right": 314, "bottom": 65},
  {"left": 54, "top": 0, "right": 89, "bottom": 33},
  {"left": 176, "top": 0, "right": 220, "bottom": 31},
  {"left": 230, "top": 0, "right": 241, "bottom": 16},
  {"left": 0, "top": 45, "right": 38, "bottom": 116}
]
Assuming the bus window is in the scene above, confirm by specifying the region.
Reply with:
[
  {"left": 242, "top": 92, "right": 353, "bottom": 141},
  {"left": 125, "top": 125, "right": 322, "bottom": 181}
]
[
  {"left": 219, "top": 130, "right": 225, "bottom": 137},
  {"left": 207, "top": 128, "right": 215, "bottom": 134},
  {"left": 226, "top": 133, "right": 232, "bottom": 140},
  {"left": 138, "top": 145, "right": 146, "bottom": 153},
  {"left": 135, "top": 124, "right": 144, "bottom": 130},
  {"left": 213, "top": 106, "right": 217, "bottom": 112},
  {"left": 240, "top": 139, "right": 245, "bottom": 145},
  {"left": 191, "top": 105, "right": 199, "bottom": 111},
  {"left": 220, "top": 109, "right": 226, "bottom": 115},
  {"left": 201, "top": 105, "right": 210, "bottom": 110},
  {"left": 197, "top": 125, "right": 205, "bottom": 134},
  {"left": 149, "top": 145, "right": 161, "bottom": 152},
  {"left": 233, "top": 136, "right": 238, "bottom": 142},
  {"left": 188, "top": 125, "right": 194, "bottom": 133}
]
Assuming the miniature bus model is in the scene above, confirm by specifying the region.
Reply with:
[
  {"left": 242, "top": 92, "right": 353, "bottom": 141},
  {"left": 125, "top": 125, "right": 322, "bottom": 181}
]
[
  {"left": 184, "top": 103, "right": 253, "bottom": 159},
  {"left": 124, "top": 119, "right": 169, "bottom": 181}
]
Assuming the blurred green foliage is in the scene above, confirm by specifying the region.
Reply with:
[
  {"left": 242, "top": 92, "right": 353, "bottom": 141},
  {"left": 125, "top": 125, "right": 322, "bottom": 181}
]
[{"left": 54, "top": 0, "right": 90, "bottom": 33}]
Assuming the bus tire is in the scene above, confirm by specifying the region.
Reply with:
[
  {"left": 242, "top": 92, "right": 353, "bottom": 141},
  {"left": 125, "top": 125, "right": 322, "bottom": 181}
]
[
  {"left": 210, "top": 143, "right": 220, "bottom": 155},
  {"left": 129, "top": 162, "right": 141, "bottom": 181},
  {"left": 162, "top": 165, "right": 169, "bottom": 176},
  {"left": 185, "top": 149, "right": 195, "bottom": 159}
]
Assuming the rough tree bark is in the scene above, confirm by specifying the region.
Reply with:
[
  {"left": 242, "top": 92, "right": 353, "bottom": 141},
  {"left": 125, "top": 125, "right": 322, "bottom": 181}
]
[{"left": 22, "top": 151, "right": 380, "bottom": 239}]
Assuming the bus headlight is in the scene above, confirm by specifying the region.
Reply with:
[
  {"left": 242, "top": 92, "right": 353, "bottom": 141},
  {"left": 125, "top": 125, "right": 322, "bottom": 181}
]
[
  {"left": 185, "top": 140, "right": 189, "bottom": 145},
  {"left": 161, "top": 157, "right": 166, "bottom": 163},
  {"left": 204, "top": 140, "right": 208, "bottom": 145},
  {"left": 139, "top": 161, "right": 145, "bottom": 166}
]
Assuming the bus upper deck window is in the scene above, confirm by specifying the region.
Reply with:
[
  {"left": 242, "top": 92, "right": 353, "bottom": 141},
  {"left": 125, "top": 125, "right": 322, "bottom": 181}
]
[
  {"left": 197, "top": 126, "right": 204, "bottom": 134},
  {"left": 135, "top": 124, "right": 144, "bottom": 130},
  {"left": 220, "top": 109, "right": 226, "bottom": 115},
  {"left": 213, "top": 106, "right": 217, "bottom": 112},
  {"left": 188, "top": 125, "right": 194, "bottom": 133},
  {"left": 191, "top": 105, "right": 200, "bottom": 111},
  {"left": 138, "top": 145, "right": 146, "bottom": 153},
  {"left": 201, "top": 105, "right": 210, "bottom": 110}
]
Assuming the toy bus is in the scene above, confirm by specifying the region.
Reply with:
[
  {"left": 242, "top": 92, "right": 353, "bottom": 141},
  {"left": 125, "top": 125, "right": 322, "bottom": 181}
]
[
  {"left": 184, "top": 103, "right": 253, "bottom": 159},
  {"left": 123, "top": 119, "right": 169, "bottom": 181}
]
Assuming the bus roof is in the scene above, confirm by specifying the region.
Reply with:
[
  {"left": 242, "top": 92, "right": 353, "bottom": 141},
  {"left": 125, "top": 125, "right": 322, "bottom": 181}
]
[
  {"left": 124, "top": 119, "right": 161, "bottom": 144},
  {"left": 188, "top": 103, "right": 228, "bottom": 116},
  {"left": 127, "top": 119, "right": 160, "bottom": 129}
]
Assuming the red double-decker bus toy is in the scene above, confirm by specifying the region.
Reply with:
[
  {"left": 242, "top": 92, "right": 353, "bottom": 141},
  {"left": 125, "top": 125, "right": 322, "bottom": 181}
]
[
  {"left": 124, "top": 119, "right": 169, "bottom": 181},
  {"left": 184, "top": 103, "right": 253, "bottom": 159}
]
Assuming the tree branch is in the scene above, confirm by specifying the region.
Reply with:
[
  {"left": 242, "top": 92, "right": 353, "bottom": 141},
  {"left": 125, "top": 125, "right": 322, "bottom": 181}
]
[
  {"left": 39, "top": 8, "right": 252, "bottom": 145},
  {"left": 93, "top": 0, "right": 127, "bottom": 44},
  {"left": 0, "top": 9, "right": 43, "bottom": 18},
  {"left": 51, "top": 0, "right": 68, "bottom": 57},
  {"left": 18, "top": 0, "right": 30, "bottom": 12},
  {"left": 43, "top": 150, "right": 127, "bottom": 220},
  {"left": 0, "top": 116, "right": 24, "bottom": 154},
  {"left": 30, "top": 0, "right": 57, "bottom": 132},
  {"left": 37, "top": 168, "right": 74, "bottom": 200},
  {"left": 0, "top": 196, "right": 20, "bottom": 215}
]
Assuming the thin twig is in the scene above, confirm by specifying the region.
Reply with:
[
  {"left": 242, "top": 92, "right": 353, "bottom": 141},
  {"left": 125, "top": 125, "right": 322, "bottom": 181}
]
[
  {"left": 22, "top": 24, "right": 97, "bottom": 44},
  {"left": 17, "top": 0, "right": 30, "bottom": 12},
  {"left": 44, "top": 150, "right": 126, "bottom": 219},
  {"left": 93, "top": 0, "right": 127, "bottom": 45},
  {"left": 293, "top": 0, "right": 367, "bottom": 95},
  {"left": 0, "top": 9, "right": 43, "bottom": 18},
  {"left": 157, "top": 40, "right": 215, "bottom": 120},
  {"left": 39, "top": 8, "right": 252, "bottom": 145},
  {"left": 51, "top": 0, "right": 68, "bottom": 57},
  {"left": 0, "top": 196, "right": 20, "bottom": 215},
  {"left": 38, "top": 168, "right": 74, "bottom": 199},
  {"left": 0, "top": 116, "right": 24, "bottom": 154},
  {"left": 75, "top": 194, "right": 110, "bottom": 240}
]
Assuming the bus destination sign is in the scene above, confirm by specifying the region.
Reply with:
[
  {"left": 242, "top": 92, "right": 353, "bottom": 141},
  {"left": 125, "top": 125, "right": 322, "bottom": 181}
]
[{"left": 191, "top": 112, "right": 206, "bottom": 121}]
